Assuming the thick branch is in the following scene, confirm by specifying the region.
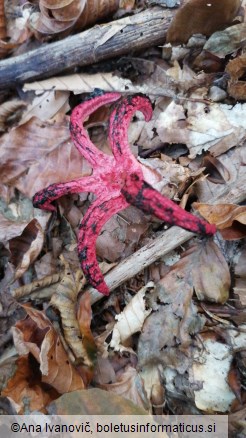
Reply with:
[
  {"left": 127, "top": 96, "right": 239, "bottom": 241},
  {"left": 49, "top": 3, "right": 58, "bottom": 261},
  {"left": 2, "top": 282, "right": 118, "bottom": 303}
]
[
  {"left": 87, "top": 172, "right": 246, "bottom": 304},
  {"left": 0, "top": 8, "right": 173, "bottom": 90}
]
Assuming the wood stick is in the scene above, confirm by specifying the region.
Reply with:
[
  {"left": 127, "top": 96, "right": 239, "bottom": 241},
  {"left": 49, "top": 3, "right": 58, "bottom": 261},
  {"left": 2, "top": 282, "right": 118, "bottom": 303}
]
[
  {"left": 0, "top": 8, "right": 173, "bottom": 90},
  {"left": 87, "top": 172, "right": 246, "bottom": 304}
]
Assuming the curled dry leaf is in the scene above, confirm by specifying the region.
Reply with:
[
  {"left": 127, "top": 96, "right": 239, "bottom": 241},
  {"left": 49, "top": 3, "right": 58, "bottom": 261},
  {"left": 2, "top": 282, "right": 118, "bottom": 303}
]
[
  {"left": 109, "top": 282, "right": 154, "bottom": 352},
  {"left": 9, "top": 219, "right": 44, "bottom": 281},
  {"left": 30, "top": 0, "right": 119, "bottom": 39},
  {"left": 166, "top": 0, "right": 241, "bottom": 44},
  {"left": 77, "top": 291, "right": 97, "bottom": 367},
  {"left": 201, "top": 154, "right": 230, "bottom": 184},
  {"left": 193, "top": 203, "right": 246, "bottom": 240},
  {"left": 139, "top": 364, "right": 165, "bottom": 412},
  {"left": 100, "top": 366, "right": 150, "bottom": 411},
  {"left": 50, "top": 257, "right": 95, "bottom": 367},
  {"left": 10, "top": 305, "right": 86, "bottom": 394}
]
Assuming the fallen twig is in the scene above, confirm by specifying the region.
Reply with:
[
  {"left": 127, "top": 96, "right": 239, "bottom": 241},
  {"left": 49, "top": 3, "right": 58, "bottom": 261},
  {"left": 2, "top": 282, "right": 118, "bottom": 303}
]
[{"left": 0, "top": 8, "right": 173, "bottom": 90}]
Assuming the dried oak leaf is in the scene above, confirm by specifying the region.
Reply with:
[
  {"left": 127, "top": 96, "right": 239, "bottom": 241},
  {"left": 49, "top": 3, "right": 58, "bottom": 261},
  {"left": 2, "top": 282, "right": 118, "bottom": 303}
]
[
  {"left": 10, "top": 305, "right": 86, "bottom": 397},
  {"left": 166, "top": 0, "right": 241, "bottom": 44},
  {"left": 193, "top": 203, "right": 246, "bottom": 240}
]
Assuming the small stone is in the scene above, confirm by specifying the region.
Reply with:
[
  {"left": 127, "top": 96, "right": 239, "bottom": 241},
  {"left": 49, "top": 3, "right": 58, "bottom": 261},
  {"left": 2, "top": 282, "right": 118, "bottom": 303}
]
[{"left": 208, "top": 86, "right": 227, "bottom": 102}]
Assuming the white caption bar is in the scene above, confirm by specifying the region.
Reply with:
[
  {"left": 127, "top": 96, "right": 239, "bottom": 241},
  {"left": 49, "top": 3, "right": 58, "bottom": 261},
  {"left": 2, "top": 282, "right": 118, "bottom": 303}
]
[{"left": 0, "top": 415, "right": 228, "bottom": 437}]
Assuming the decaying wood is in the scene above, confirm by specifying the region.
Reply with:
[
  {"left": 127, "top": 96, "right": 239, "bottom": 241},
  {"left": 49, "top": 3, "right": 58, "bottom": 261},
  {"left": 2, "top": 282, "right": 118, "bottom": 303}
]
[
  {"left": 87, "top": 172, "right": 246, "bottom": 304},
  {"left": 0, "top": 8, "right": 173, "bottom": 90}
]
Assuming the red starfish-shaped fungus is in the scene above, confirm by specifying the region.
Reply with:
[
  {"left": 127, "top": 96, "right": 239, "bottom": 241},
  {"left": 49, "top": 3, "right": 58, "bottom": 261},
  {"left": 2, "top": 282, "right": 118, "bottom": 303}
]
[{"left": 33, "top": 90, "right": 216, "bottom": 295}]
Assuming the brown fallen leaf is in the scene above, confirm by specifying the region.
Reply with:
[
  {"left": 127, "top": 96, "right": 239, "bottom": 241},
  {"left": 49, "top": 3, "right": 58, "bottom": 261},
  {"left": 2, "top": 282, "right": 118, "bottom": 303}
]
[
  {"left": 0, "top": 115, "right": 69, "bottom": 185},
  {"left": 77, "top": 291, "right": 97, "bottom": 368},
  {"left": 193, "top": 203, "right": 246, "bottom": 240},
  {"left": 6, "top": 304, "right": 86, "bottom": 410},
  {"left": 166, "top": 0, "right": 241, "bottom": 44},
  {"left": 226, "top": 53, "right": 246, "bottom": 100},
  {"left": 0, "top": 0, "right": 6, "bottom": 39},
  {"left": 2, "top": 355, "right": 59, "bottom": 413},
  {"left": 228, "top": 361, "right": 242, "bottom": 403}
]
